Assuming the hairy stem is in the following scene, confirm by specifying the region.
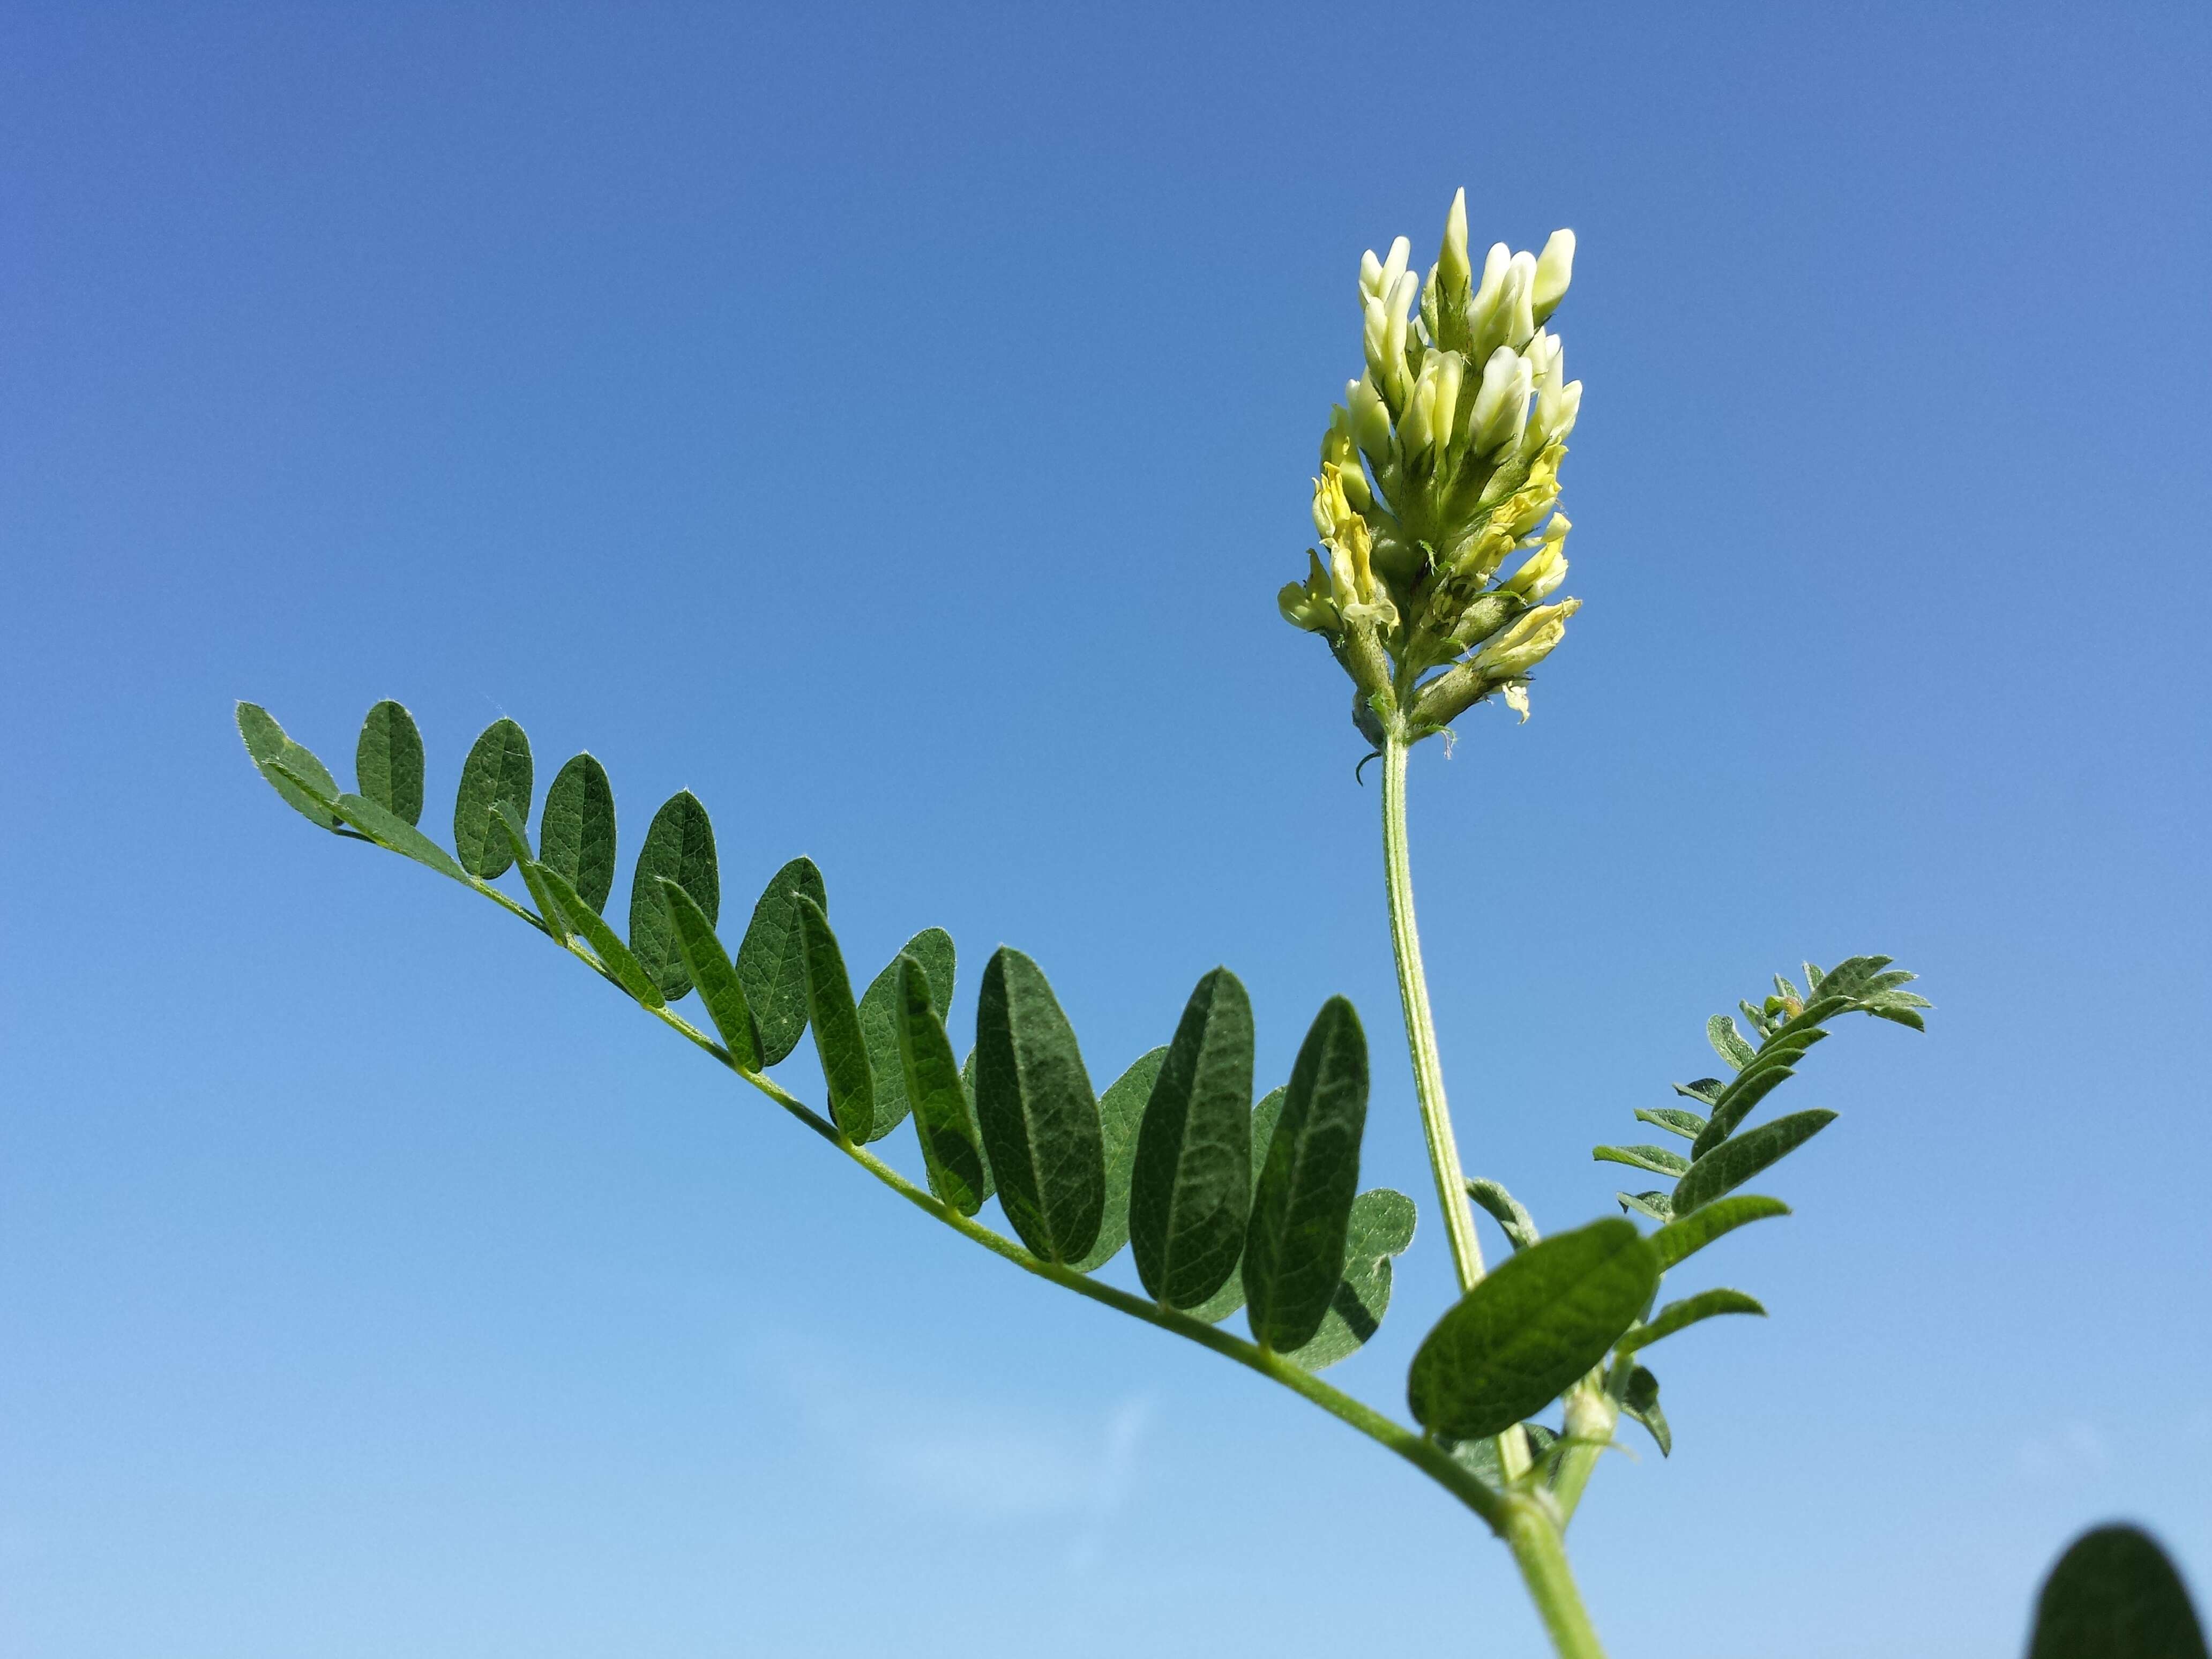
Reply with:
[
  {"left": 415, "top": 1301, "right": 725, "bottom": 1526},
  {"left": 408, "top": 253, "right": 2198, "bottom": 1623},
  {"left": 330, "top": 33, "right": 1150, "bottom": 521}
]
[
  {"left": 1502, "top": 1499, "right": 1610, "bottom": 1659},
  {"left": 1377, "top": 734, "right": 1487, "bottom": 1292},
  {"left": 1381, "top": 731, "right": 1611, "bottom": 1658},
  {"left": 1379, "top": 735, "right": 1533, "bottom": 1479}
]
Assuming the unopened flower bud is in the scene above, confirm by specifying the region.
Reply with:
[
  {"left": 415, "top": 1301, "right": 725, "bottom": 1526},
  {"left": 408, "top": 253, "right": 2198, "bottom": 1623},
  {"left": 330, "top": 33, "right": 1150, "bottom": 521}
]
[
  {"left": 1359, "top": 248, "right": 1385, "bottom": 301},
  {"left": 1532, "top": 228, "right": 1575, "bottom": 323},
  {"left": 1469, "top": 346, "right": 1534, "bottom": 455},
  {"left": 1378, "top": 236, "right": 1410, "bottom": 307},
  {"left": 1467, "top": 241, "right": 1510, "bottom": 336},
  {"left": 1500, "top": 252, "right": 1537, "bottom": 350},
  {"left": 1400, "top": 377, "right": 1437, "bottom": 460},
  {"left": 1439, "top": 188, "right": 1471, "bottom": 294},
  {"left": 1363, "top": 296, "right": 1392, "bottom": 385},
  {"left": 1526, "top": 330, "right": 1561, "bottom": 386},
  {"left": 1347, "top": 375, "right": 1394, "bottom": 461},
  {"left": 1384, "top": 271, "right": 1418, "bottom": 392},
  {"left": 1533, "top": 376, "right": 1582, "bottom": 451},
  {"left": 1428, "top": 349, "right": 1466, "bottom": 458}
]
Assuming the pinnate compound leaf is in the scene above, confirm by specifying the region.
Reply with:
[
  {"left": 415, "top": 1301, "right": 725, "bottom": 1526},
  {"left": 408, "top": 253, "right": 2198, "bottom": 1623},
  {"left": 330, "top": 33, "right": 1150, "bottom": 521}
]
[
  {"left": 2029, "top": 1525, "right": 2209, "bottom": 1659},
  {"left": 795, "top": 895, "right": 872, "bottom": 1140},
  {"left": 657, "top": 877, "right": 760, "bottom": 1071},
  {"left": 893, "top": 955, "right": 988, "bottom": 1217},
  {"left": 355, "top": 700, "right": 424, "bottom": 826},
  {"left": 1284, "top": 1185, "right": 1416, "bottom": 1370},
  {"left": 536, "top": 862, "right": 663, "bottom": 1007},
  {"left": 326, "top": 791, "right": 467, "bottom": 883},
  {"left": 1593, "top": 1143, "right": 1690, "bottom": 1178},
  {"left": 453, "top": 718, "right": 534, "bottom": 879},
  {"left": 974, "top": 947, "right": 1105, "bottom": 1266},
  {"left": 1131, "top": 968, "right": 1254, "bottom": 1310},
  {"left": 1671, "top": 1109, "right": 1836, "bottom": 1216},
  {"left": 1615, "top": 1288, "right": 1766, "bottom": 1356},
  {"left": 1620, "top": 1364, "right": 1671, "bottom": 1456},
  {"left": 1071, "top": 1047, "right": 1168, "bottom": 1273},
  {"left": 1649, "top": 1193, "right": 1790, "bottom": 1271},
  {"left": 1407, "top": 1219, "right": 1660, "bottom": 1441},
  {"left": 1706, "top": 1013, "right": 1757, "bottom": 1072},
  {"left": 627, "top": 791, "right": 719, "bottom": 1000},
  {"left": 1467, "top": 1178, "right": 1540, "bottom": 1252},
  {"left": 736, "top": 857, "right": 827, "bottom": 1066},
  {"left": 856, "top": 929, "right": 956, "bottom": 1142},
  {"left": 237, "top": 703, "right": 341, "bottom": 827},
  {"left": 540, "top": 753, "right": 617, "bottom": 914},
  {"left": 1635, "top": 1107, "right": 1707, "bottom": 1140},
  {"left": 1617, "top": 1190, "right": 1673, "bottom": 1223},
  {"left": 1243, "top": 996, "right": 1368, "bottom": 1352}
]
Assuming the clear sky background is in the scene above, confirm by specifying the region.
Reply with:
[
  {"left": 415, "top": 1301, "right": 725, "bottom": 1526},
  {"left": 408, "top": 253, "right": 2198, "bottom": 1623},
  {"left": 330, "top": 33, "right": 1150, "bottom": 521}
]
[{"left": 4, "top": 4, "right": 2208, "bottom": 1656}]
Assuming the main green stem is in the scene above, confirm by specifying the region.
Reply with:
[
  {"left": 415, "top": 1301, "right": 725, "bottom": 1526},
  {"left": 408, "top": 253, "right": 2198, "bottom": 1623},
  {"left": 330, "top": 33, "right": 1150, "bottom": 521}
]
[
  {"left": 1378, "top": 729, "right": 1608, "bottom": 1659},
  {"left": 1377, "top": 734, "right": 1487, "bottom": 1294}
]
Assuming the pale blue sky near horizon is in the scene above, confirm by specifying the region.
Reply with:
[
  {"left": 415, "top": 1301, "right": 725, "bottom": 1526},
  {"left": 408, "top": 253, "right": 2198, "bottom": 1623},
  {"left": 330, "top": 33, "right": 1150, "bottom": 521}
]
[{"left": 4, "top": 4, "right": 2208, "bottom": 1656}]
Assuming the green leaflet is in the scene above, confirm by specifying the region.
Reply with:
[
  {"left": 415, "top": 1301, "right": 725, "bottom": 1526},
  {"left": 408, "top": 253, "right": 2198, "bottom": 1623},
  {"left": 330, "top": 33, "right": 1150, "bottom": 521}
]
[
  {"left": 1183, "top": 1086, "right": 1285, "bottom": 1324},
  {"left": 1671, "top": 1109, "right": 1836, "bottom": 1216},
  {"left": 1615, "top": 1288, "right": 1766, "bottom": 1356},
  {"left": 453, "top": 718, "right": 534, "bottom": 879},
  {"left": 795, "top": 895, "right": 873, "bottom": 1141},
  {"left": 1620, "top": 1364, "right": 1670, "bottom": 1456},
  {"left": 973, "top": 947, "right": 1105, "bottom": 1266},
  {"left": 1131, "top": 968, "right": 1254, "bottom": 1310},
  {"left": 355, "top": 700, "right": 424, "bottom": 826},
  {"left": 237, "top": 702, "right": 340, "bottom": 827},
  {"left": 1649, "top": 1194, "right": 1790, "bottom": 1271},
  {"left": 1467, "top": 1177, "right": 1540, "bottom": 1253},
  {"left": 856, "top": 929, "right": 957, "bottom": 1142},
  {"left": 536, "top": 862, "right": 663, "bottom": 1007},
  {"left": 1617, "top": 1191, "right": 1673, "bottom": 1223},
  {"left": 1692, "top": 1042, "right": 1818, "bottom": 1157},
  {"left": 628, "top": 790, "right": 720, "bottom": 1001},
  {"left": 1806, "top": 954, "right": 1934, "bottom": 1031},
  {"left": 1673, "top": 1079, "right": 1726, "bottom": 1107},
  {"left": 325, "top": 790, "right": 467, "bottom": 884},
  {"left": 1071, "top": 1047, "right": 1169, "bottom": 1274},
  {"left": 1244, "top": 996, "right": 1368, "bottom": 1352},
  {"left": 492, "top": 803, "right": 567, "bottom": 941},
  {"left": 541, "top": 753, "right": 617, "bottom": 915},
  {"left": 1593, "top": 1144, "right": 1690, "bottom": 1178},
  {"left": 958, "top": 1047, "right": 996, "bottom": 1206},
  {"left": 2029, "top": 1525, "right": 2209, "bottom": 1659},
  {"left": 736, "top": 857, "right": 827, "bottom": 1066},
  {"left": 1634, "top": 1107, "right": 1707, "bottom": 1140},
  {"left": 1284, "top": 1186, "right": 1416, "bottom": 1370},
  {"left": 1407, "top": 1219, "right": 1659, "bottom": 1442},
  {"left": 1706, "top": 1013, "right": 1757, "bottom": 1072},
  {"left": 894, "top": 954, "right": 988, "bottom": 1217},
  {"left": 658, "top": 877, "right": 761, "bottom": 1071}
]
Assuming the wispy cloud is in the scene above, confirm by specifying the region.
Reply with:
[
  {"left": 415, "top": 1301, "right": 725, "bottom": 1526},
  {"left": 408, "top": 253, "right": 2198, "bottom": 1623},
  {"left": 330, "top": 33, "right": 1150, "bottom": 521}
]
[
  {"left": 750, "top": 1332, "right": 1155, "bottom": 1550},
  {"left": 2015, "top": 1420, "right": 2110, "bottom": 1483}
]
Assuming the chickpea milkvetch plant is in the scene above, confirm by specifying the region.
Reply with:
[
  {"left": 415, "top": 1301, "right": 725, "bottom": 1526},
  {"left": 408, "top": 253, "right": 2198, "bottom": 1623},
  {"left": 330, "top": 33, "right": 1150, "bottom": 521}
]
[{"left": 241, "top": 192, "right": 2204, "bottom": 1658}]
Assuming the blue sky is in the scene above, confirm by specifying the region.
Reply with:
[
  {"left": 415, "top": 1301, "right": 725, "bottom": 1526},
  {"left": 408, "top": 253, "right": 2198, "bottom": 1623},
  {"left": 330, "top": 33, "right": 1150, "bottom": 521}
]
[{"left": 4, "top": 4, "right": 2208, "bottom": 1655}]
